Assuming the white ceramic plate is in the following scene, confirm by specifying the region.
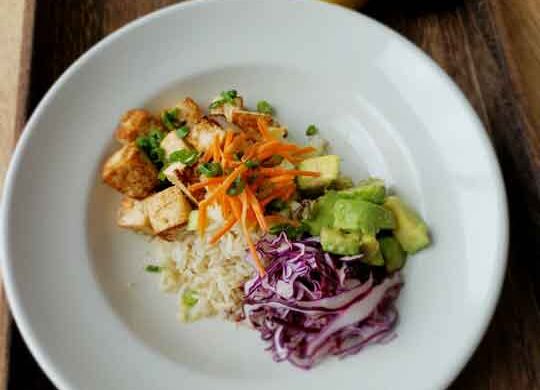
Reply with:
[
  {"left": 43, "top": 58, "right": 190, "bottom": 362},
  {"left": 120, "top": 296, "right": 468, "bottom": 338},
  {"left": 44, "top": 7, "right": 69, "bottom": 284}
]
[{"left": 0, "top": 0, "right": 508, "bottom": 389}]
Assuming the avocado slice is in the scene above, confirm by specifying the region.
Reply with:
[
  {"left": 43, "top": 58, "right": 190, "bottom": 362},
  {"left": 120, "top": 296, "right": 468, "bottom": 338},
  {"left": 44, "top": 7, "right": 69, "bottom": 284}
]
[
  {"left": 380, "top": 236, "right": 407, "bottom": 272},
  {"left": 304, "top": 191, "right": 339, "bottom": 235},
  {"left": 338, "top": 178, "right": 386, "bottom": 204},
  {"left": 360, "top": 234, "right": 385, "bottom": 266},
  {"left": 297, "top": 155, "right": 340, "bottom": 191},
  {"left": 187, "top": 210, "right": 199, "bottom": 231},
  {"left": 321, "top": 227, "right": 361, "bottom": 256},
  {"left": 383, "top": 196, "right": 430, "bottom": 254},
  {"left": 333, "top": 198, "right": 396, "bottom": 234}
]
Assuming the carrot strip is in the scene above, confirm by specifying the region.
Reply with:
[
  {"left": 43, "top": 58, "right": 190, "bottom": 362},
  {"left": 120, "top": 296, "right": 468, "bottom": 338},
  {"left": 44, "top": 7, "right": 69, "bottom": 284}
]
[
  {"left": 269, "top": 175, "right": 295, "bottom": 184},
  {"left": 256, "top": 140, "right": 281, "bottom": 153},
  {"left": 224, "top": 133, "right": 246, "bottom": 154},
  {"left": 209, "top": 217, "right": 237, "bottom": 244},
  {"left": 260, "top": 188, "right": 288, "bottom": 207},
  {"left": 188, "top": 177, "right": 225, "bottom": 191},
  {"left": 200, "top": 165, "right": 248, "bottom": 207},
  {"left": 197, "top": 204, "right": 207, "bottom": 236},
  {"left": 224, "top": 129, "right": 234, "bottom": 149},
  {"left": 240, "top": 191, "right": 265, "bottom": 276},
  {"left": 201, "top": 145, "right": 213, "bottom": 163},
  {"left": 292, "top": 146, "right": 316, "bottom": 155},
  {"left": 228, "top": 196, "right": 242, "bottom": 220},
  {"left": 246, "top": 187, "right": 268, "bottom": 232},
  {"left": 283, "top": 185, "right": 296, "bottom": 200}
]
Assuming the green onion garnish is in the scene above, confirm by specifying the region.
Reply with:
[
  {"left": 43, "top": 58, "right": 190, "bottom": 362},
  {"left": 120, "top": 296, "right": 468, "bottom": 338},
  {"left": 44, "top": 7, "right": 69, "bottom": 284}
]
[
  {"left": 306, "top": 124, "right": 318, "bottom": 136},
  {"left": 145, "top": 265, "right": 162, "bottom": 273},
  {"left": 168, "top": 149, "right": 200, "bottom": 166},
  {"left": 226, "top": 176, "right": 246, "bottom": 196},
  {"left": 257, "top": 100, "right": 274, "bottom": 115},
  {"left": 198, "top": 162, "right": 223, "bottom": 177},
  {"left": 176, "top": 126, "right": 189, "bottom": 139},
  {"left": 244, "top": 160, "right": 260, "bottom": 169}
]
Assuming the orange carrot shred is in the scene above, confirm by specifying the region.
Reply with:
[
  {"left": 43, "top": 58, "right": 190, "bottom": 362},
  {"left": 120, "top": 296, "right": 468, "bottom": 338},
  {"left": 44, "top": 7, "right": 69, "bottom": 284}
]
[
  {"left": 188, "top": 177, "right": 225, "bottom": 191},
  {"left": 257, "top": 118, "right": 272, "bottom": 141},
  {"left": 200, "top": 165, "right": 248, "bottom": 207},
  {"left": 209, "top": 217, "right": 237, "bottom": 245},
  {"left": 269, "top": 175, "right": 295, "bottom": 184},
  {"left": 240, "top": 191, "right": 265, "bottom": 276},
  {"left": 198, "top": 204, "right": 207, "bottom": 236},
  {"left": 246, "top": 187, "right": 268, "bottom": 232}
]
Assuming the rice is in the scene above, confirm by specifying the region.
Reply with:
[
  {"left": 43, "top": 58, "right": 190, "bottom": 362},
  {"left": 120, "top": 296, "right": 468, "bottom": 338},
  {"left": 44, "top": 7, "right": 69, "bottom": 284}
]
[{"left": 153, "top": 205, "right": 258, "bottom": 322}]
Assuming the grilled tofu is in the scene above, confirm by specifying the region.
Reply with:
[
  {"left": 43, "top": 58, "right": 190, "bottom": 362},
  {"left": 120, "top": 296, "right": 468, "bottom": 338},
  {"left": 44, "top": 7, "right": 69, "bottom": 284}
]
[
  {"left": 175, "top": 97, "right": 203, "bottom": 126},
  {"left": 231, "top": 110, "right": 272, "bottom": 131},
  {"left": 145, "top": 186, "right": 192, "bottom": 238},
  {"left": 186, "top": 117, "right": 225, "bottom": 152},
  {"left": 115, "top": 109, "right": 160, "bottom": 143},
  {"left": 102, "top": 143, "right": 159, "bottom": 199},
  {"left": 117, "top": 197, "right": 154, "bottom": 235},
  {"left": 160, "top": 131, "right": 190, "bottom": 158},
  {"left": 209, "top": 96, "right": 244, "bottom": 123}
]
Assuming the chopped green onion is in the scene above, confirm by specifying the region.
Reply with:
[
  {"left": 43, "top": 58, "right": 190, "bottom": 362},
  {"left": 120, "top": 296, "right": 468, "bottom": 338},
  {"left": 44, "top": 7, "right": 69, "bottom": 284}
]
[
  {"left": 244, "top": 160, "right": 260, "bottom": 169},
  {"left": 145, "top": 265, "right": 162, "bottom": 273},
  {"left": 267, "top": 198, "right": 287, "bottom": 212},
  {"left": 209, "top": 89, "right": 238, "bottom": 109},
  {"left": 176, "top": 126, "right": 189, "bottom": 139},
  {"left": 182, "top": 289, "right": 199, "bottom": 307},
  {"left": 226, "top": 176, "right": 246, "bottom": 196},
  {"left": 257, "top": 100, "right": 274, "bottom": 115},
  {"left": 162, "top": 108, "right": 184, "bottom": 130},
  {"left": 168, "top": 149, "right": 200, "bottom": 166},
  {"left": 306, "top": 124, "right": 318, "bottom": 136},
  {"left": 136, "top": 128, "right": 167, "bottom": 169},
  {"left": 198, "top": 162, "right": 223, "bottom": 177}
]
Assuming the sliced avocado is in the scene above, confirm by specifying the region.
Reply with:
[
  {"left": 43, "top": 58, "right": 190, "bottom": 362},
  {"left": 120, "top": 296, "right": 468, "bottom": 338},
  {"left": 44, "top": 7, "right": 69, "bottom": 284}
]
[
  {"left": 321, "top": 227, "right": 361, "bottom": 256},
  {"left": 333, "top": 198, "right": 396, "bottom": 234},
  {"left": 338, "top": 178, "right": 386, "bottom": 204},
  {"left": 383, "top": 196, "right": 430, "bottom": 254},
  {"left": 380, "top": 236, "right": 407, "bottom": 272},
  {"left": 360, "top": 234, "right": 384, "bottom": 266},
  {"left": 297, "top": 155, "right": 340, "bottom": 191},
  {"left": 304, "top": 191, "right": 339, "bottom": 235},
  {"left": 187, "top": 210, "right": 199, "bottom": 231}
]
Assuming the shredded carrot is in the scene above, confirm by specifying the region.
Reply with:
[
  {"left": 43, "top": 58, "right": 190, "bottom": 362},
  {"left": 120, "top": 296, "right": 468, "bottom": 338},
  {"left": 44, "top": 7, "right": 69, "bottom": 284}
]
[
  {"left": 224, "top": 133, "right": 246, "bottom": 154},
  {"left": 224, "top": 130, "right": 234, "bottom": 149},
  {"left": 227, "top": 196, "right": 242, "bottom": 220},
  {"left": 269, "top": 175, "right": 295, "bottom": 184},
  {"left": 201, "top": 145, "right": 213, "bottom": 163},
  {"left": 240, "top": 191, "right": 265, "bottom": 276},
  {"left": 188, "top": 177, "right": 225, "bottom": 191},
  {"left": 256, "top": 140, "right": 281, "bottom": 153},
  {"left": 200, "top": 164, "right": 248, "bottom": 208},
  {"left": 197, "top": 204, "right": 207, "bottom": 236},
  {"left": 292, "top": 146, "right": 316, "bottom": 155},
  {"left": 283, "top": 185, "right": 296, "bottom": 200},
  {"left": 246, "top": 187, "right": 268, "bottom": 232},
  {"left": 260, "top": 187, "right": 289, "bottom": 207},
  {"left": 209, "top": 217, "right": 237, "bottom": 244}
]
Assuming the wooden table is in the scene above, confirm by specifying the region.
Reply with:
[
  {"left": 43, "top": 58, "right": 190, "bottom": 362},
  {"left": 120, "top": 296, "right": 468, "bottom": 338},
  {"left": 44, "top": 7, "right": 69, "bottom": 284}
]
[{"left": 1, "top": 0, "right": 540, "bottom": 388}]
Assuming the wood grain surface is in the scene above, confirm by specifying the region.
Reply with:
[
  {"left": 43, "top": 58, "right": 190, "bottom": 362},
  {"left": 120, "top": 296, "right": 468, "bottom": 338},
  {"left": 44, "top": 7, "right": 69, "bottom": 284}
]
[{"left": 3, "top": 0, "right": 540, "bottom": 389}]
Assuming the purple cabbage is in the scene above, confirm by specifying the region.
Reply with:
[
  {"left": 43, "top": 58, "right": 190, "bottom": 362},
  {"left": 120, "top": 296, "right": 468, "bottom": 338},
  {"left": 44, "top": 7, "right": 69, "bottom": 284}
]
[{"left": 244, "top": 233, "right": 402, "bottom": 369}]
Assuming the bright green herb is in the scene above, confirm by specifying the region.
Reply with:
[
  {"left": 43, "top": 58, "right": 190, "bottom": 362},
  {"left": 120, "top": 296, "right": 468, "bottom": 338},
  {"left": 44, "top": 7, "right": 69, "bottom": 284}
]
[
  {"left": 182, "top": 289, "right": 199, "bottom": 307},
  {"left": 306, "top": 124, "right": 318, "bottom": 136},
  {"left": 256, "top": 100, "right": 274, "bottom": 115},
  {"left": 209, "top": 89, "right": 238, "bottom": 109},
  {"left": 145, "top": 265, "right": 162, "bottom": 273},
  {"left": 244, "top": 160, "right": 259, "bottom": 169},
  {"left": 269, "top": 223, "right": 308, "bottom": 240},
  {"left": 176, "top": 126, "right": 189, "bottom": 139},
  {"left": 198, "top": 162, "right": 223, "bottom": 177},
  {"left": 136, "top": 128, "right": 167, "bottom": 168},
  {"left": 226, "top": 176, "right": 246, "bottom": 196},
  {"left": 162, "top": 108, "right": 184, "bottom": 130},
  {"left": 266, "top": 198, "right": 287, "bottom": 212},
  {"left": 169, "top": 149, "right": 200, "bottom": 166}
]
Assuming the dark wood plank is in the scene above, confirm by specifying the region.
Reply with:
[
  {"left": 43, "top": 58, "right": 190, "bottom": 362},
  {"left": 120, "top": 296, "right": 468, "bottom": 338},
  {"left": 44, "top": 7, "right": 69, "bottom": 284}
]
[{"left": 10, "top": 0, "right": 540, "bottom": 389}]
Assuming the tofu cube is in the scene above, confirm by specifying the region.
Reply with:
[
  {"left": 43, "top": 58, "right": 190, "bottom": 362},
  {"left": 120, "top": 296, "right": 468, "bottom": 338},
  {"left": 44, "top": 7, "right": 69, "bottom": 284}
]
[
  {"left": 145, "top": 186, "right": 192, "bottom": 236},
  {"left": 175, "top": 97, "right": 203, "bottom": 126},
  {"left": 231, "top": 110, "right": 272, "bottom": 131},
  {"left": 186, "top": 117, "right": 225, "bottom": 152},
  {"left": 102, "top": 143, "right": 159, "bottom": 199},
  {"left": 209, "top": 96, "right": 244, "bottom": 122},
  {"left": 163, "top": 163, "right": 199, "bottom": 205},
  {"left": 117, "top": 197, "right": 154, "bottom": 235},
  {"left": 115, "top": 109, "right": 160, "bottom": 143},
  {"left": 160, "top": 131, "right": 190, "bottom": 158}
]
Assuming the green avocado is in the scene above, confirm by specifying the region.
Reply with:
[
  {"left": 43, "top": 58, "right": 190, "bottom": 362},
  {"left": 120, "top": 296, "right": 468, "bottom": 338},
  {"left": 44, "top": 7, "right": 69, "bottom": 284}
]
[
  {"left": 360, "top": 234, "right": 384, "bottom": 266},
  {"left": 380, "top": 236, "right": 407, "bottom": 272},
  {"left": 297, "top": 155, "right": 340, "bottom": 191},
  {"left": 383, "top": 196, "right": 430, "bottom": 254},
  {"left": 333, "top": 198, "right": 396, "bottom": 234},
  {"left": 338, "top": 178, "right": 386, "bottom": 204},
  {"left": 304, "top": 191, "right": 339, "bottom": 235},
  {"left": 320, "top": 227, "right": 361, "bottom": 256}
]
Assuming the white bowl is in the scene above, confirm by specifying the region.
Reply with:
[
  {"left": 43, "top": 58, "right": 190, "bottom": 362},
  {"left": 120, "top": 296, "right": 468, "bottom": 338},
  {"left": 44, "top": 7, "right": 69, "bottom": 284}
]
[{"left": 0, "top": 0, "right": 508, "bottom": 389}]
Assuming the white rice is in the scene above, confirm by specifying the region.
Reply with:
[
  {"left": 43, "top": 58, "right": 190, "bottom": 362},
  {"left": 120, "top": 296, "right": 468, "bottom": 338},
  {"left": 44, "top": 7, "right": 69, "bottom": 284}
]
[{"left": 153, "top": 205, "right": 258, "bottom": 322}]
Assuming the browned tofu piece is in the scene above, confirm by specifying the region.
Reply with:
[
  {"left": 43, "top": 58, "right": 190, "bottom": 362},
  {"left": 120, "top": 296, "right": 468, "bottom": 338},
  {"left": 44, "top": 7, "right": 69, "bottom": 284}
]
[
  {"left": 186, "top": 117, "right": 225, "bottom": 152},
  {"left": 160, "top": 131, "right": 190, "bottom": 158},
  {"left": 145, "top": 186, "right": 192, "bottom": 236},
  {"left": 115, "top": 109, "right": 160, "bottom": 143},
  {"left": 175, "top": 97, "right": 203, "bottom": 126},
  {"left": 102, "top": 143, "right": 159, "bottom": 199},
  {"left": 117, "top": 197, "right": 154, "bottom": 235},
  {"left": 209, "top": 97, "right": 244, "bottom": 123},
  {"left": 231, "top": 110, "right": 272, "bottom": 131}
]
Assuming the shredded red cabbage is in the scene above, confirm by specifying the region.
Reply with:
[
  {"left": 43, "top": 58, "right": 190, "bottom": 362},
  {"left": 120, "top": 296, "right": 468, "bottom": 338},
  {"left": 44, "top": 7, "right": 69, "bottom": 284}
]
[{"left": 244, "top": 233, "right": 402, "bottom": 369}]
